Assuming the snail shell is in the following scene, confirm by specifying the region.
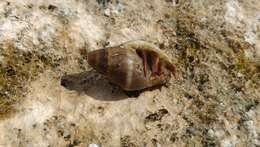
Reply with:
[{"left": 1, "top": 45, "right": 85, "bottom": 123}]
[{"left": 87, "top": 41, "right": 175, "bottom": 91}]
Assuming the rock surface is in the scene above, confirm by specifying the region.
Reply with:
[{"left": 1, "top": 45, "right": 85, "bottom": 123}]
[{"left": 0, "top": 0, "right": 259, "bottom": 146}]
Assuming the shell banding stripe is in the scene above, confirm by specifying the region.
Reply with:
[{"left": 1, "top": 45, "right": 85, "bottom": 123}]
[
  {"left": 125, "top": 51, "right": 134, "bottom": 89},
  {"left": 107, "top": 48, "right": 111, "bottom": 78},
  {"left": 95, "top": 50, "right": 99, "bottom": 70},
  {"left": 95, "top": 49, "right": 108, "bottom": 74}
]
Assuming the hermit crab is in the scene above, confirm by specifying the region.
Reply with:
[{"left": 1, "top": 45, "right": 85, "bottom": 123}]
[{"left": 87, "top": 40, "right": 176, "bottom": 91}]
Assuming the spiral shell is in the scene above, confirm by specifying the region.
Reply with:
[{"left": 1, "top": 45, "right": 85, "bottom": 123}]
[{"left": 87, "top": 41, "right": 175, "bottom": 91}]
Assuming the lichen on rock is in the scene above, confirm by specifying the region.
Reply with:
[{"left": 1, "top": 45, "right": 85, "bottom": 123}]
[{"left": 0, "top": 41, "right": 62, "bottom": 117}]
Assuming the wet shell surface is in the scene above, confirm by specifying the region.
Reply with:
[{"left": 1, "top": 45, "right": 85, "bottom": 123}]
[{"left": 87, "top": 40, "right": 175, "bottom": 91}]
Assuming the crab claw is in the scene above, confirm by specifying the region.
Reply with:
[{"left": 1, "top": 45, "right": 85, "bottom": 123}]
[
  {"left": 136, "top": 49, "right": 148, "bottom": 77},
  {"left": 151, "top": 52, "right": 160, "bottom": 76},
  {"left": 136, "top": 50, "right": 163, "bottom": 77}
]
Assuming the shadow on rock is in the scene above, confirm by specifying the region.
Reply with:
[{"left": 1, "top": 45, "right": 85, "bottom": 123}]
[{"left": 60, "top": 71, "right": 137, "bottom": 101}]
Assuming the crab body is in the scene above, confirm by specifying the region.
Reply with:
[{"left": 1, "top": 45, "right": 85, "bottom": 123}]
[{"left": 87, "top": 41, "right": 175, "bottom": 91}]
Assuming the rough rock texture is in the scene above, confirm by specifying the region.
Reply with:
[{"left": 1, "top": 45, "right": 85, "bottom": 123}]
[{"left": 0, "top": 0, "right": 259, "bottom": 146}]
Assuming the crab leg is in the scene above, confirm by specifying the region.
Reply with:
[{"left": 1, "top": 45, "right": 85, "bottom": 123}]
[
  {"left": 151, "top": 53, "right": 160, "bottom": 76},
  {"left": 137, "top": 49, "right": 148, "bottom": 77},
  {"left": 167, "top": 63, "right": 176, "bottom": 78}
]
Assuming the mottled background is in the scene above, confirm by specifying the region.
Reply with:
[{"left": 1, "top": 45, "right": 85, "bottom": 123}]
[{"left": 0, "top": 0, "right": 259, "bottom": 147}]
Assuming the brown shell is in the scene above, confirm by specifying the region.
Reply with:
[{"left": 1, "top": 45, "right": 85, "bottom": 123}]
[{"left": 87, "top": 41, "right": 175, "bottom": 91}]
